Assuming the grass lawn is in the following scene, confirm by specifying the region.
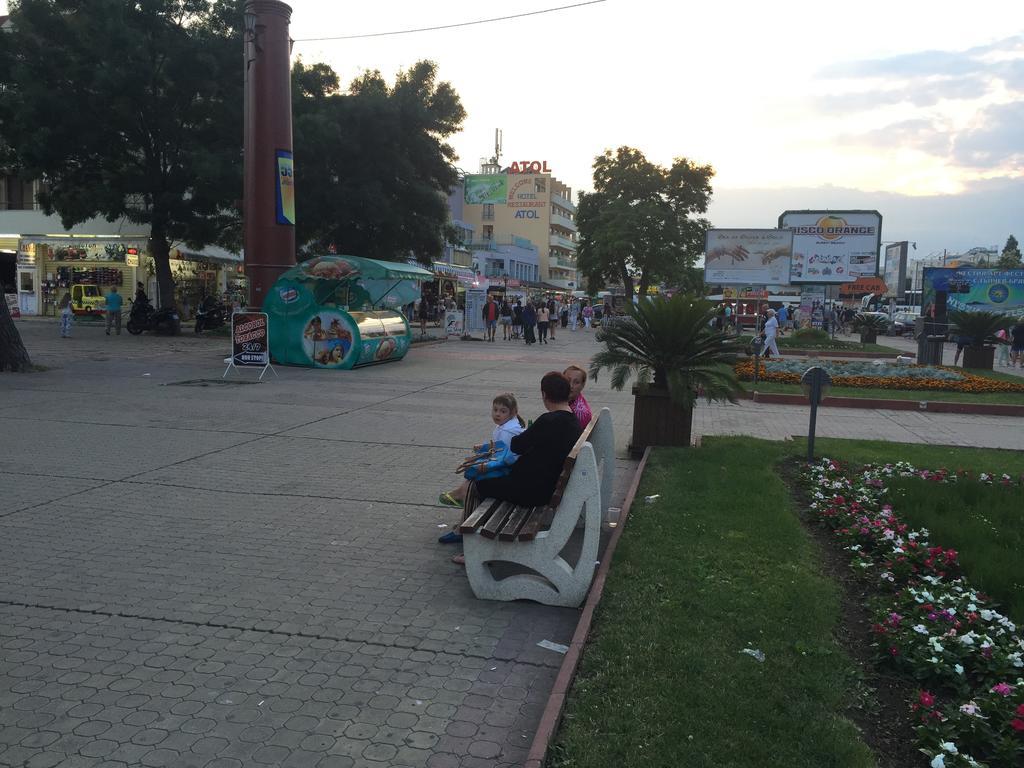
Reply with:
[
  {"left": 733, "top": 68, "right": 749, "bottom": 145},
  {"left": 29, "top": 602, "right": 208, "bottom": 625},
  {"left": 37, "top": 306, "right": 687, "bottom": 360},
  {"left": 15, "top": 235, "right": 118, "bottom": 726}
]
[
  {"left": 550, "top": 436, "right": 1024, "bottom": 768},
  {"left": 737, "top": 333, "right": 905, "bottom": 355},
  {"left": 745, "top": 379, "right": 1024, "bottom": 405},
  {"left": 548, "top": 438, "right": 875, "bottom": 768}
]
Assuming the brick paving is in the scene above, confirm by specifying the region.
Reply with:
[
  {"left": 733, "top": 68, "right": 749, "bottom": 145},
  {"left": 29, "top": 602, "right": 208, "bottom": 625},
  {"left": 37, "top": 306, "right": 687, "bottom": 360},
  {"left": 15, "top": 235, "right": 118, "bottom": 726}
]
[{"left": 2, "top": 318, "right": 1023, "bottom": 768}]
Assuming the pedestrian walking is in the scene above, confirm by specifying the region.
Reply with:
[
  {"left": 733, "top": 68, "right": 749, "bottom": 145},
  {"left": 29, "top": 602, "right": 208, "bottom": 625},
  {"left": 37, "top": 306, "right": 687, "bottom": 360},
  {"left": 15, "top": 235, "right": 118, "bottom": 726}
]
[
  {"left": 522, "top": 301, "right": 537, "bottom": 345},
  {"left": 582, "top": 303, "right": 593, "bottom": 329},
  {"left": 104, "top": 286, "right": 123, "bottom": 335},
  {"left": 512, "top": 301, "right": 523, "bottom": 339},
  {"left": 995, "top": 327, "right": 1011, "bottom": 367},
  {"left": 59, "top": 292, "right": 74, "bottom": 338},
  {"left": 482, "top": 295, "right": 499, "bottom": 342},
  {"left": 547, "top": 298, "right": 557, "bottom": 340},
  {"left": 569, "top": 300, "right": 579, "bottom": 331},
  {"left": 500, "top": 300, "right": 512, "bottom": 340},
  {"left": 537, "top": 303, "right": 550, "bottom": 344},
  {"left": 762, "top": 308, "right": 781, "bottom": 358},
  {"left": 1010, "top": 320, "right": 1024, "bottom": 367}
]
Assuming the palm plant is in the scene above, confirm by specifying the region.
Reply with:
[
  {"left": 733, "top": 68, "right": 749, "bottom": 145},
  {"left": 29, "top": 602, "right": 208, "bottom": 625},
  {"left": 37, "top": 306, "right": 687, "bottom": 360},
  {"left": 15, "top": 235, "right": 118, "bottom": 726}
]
[
  {"left": 590, "top": 294, "right": 743, "bottom": 409},
  {"left": 851, "top": 313, "right": 890, "bottom": 334},
  {"left": 949, "top": 310, "right": 1006, "bottom": 348}
]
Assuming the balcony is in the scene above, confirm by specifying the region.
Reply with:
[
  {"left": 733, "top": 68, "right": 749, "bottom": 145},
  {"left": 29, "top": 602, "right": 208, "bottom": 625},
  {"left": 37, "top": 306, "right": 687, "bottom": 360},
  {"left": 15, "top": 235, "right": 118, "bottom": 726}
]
[
  {"left": 548, "top": 254, "right": 577, "bottom": 271},
  {"left": 551, "top": 192, "right": 575, "bottom": 213},
  {"left": 550, "top": 211, "right": 577, "bottom": 233},
  {"left": 549, "top": 233, "right": 577, "bottom": 251}
]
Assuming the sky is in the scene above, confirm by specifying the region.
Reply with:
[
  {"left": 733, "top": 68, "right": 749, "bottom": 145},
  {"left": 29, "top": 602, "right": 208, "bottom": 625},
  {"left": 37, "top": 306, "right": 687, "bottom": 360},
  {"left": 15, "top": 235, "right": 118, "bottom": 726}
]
[
  {"left": 2, "top": 0, "right": 1021, "bottom": 260},
  {"left": 279, "top": 0, "right": 1023, "bottom": 261}
]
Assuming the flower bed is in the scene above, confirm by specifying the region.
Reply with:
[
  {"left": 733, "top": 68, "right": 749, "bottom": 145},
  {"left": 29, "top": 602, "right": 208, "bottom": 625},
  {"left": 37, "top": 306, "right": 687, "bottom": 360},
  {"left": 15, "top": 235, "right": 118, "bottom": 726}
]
[
  {"left": 736, "top": 359, "right": 1024, "bottom": 394},
  {"left": 802, "top": 460, "right": 1024, "bottom": 767}
]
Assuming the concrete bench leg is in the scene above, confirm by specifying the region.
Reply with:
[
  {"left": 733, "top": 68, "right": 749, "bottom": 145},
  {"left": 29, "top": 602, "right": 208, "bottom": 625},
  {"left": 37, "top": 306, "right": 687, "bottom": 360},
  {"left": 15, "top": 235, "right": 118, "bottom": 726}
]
[{"left": 463, "top": 444, "right": 602, "bottom": 607}]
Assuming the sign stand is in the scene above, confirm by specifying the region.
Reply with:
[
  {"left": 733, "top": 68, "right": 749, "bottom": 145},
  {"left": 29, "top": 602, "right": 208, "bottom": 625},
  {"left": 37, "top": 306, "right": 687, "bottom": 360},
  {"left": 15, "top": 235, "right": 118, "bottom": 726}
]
[
  {"left": 223, "top": 357, "right": 277, "bottom": 381},
  {"left": 224, "top": 311, "right": 276, "bottom": 381}
]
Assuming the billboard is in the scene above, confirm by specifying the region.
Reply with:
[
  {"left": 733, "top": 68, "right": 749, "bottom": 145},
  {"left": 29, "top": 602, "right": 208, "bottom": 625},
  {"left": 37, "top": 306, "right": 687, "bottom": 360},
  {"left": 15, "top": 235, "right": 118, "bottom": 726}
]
[
  {"left": 883, "top": 241, "right": 908, "bottom": 300},
  {"left": 275, "top": 150, "right": 295, "bottom": 226},
  {"left": 782, "top": 210, "right": 882, "bottom": 284},
  {"left": 464, "top": 175, "right": 508, "bottom": 205},
  {"left": 923, "top": 268, "right": 1024, "bottom": 321},
  {"left": 704, "top": 229, "right": 793, "bottom": 285}
]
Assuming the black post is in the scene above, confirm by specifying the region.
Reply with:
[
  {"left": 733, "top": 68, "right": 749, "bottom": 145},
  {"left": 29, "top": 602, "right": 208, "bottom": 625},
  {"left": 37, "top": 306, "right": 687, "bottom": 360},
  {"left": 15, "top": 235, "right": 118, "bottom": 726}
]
[{"left": 753, "top": 347, "right": 760, "bottom": 387}]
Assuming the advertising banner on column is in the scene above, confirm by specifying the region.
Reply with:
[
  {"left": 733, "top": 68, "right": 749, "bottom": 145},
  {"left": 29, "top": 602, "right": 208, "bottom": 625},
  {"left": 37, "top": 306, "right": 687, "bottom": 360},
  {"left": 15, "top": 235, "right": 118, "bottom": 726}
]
[
  {"left": 232, "top": 311, "right": 270, "bottom": 366},
  {"left": 782, "top": 210, "right": 882, "bottom": 283},
  {"left": 799, "top": 285, "right": 826, "bottom": 328},
  {"left": 704, "top": 229, "right": 793, "bottom": 285}
]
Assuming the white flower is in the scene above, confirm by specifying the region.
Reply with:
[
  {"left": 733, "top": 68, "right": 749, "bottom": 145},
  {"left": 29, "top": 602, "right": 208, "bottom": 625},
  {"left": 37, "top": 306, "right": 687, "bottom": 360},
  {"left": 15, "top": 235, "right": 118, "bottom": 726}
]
[
  {"left": 913, "top": 624, "right": 929, "bottom": 635},
  {"left": 930, "top": 637, "right": 945, "bottom": 653},
  {"left": 930, "top": 755, "right": 945, "bottom": 768},
  {"left": 967, "top": 603, "right": 977, "bottom": 612},
  {"left": 958, "top": 701, "right": 982, "bottom": 716},
  {"left": 941, "top": 742, "right": 958, "bottom": 755},
  {"left": 954, "top": 664, "right": 964, "bottom": 675},
  {"left": 958, "top": 633, "right": 976, "bottom": 647},
  {"left": 980, "top": 609, "right": 994, "bottom": 621}
]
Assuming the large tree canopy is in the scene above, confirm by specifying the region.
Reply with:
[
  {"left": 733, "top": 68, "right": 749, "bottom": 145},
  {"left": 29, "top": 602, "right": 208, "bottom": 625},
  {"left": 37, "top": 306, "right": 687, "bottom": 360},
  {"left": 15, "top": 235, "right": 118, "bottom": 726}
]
[
  {"left": 0, "top": 0, "right": 243, "bottom": 306},
  {"left": 576, "top": 147, "right": 714, "bottom": 297},
  {"left": 291, "top": 59, "right": 466, "bottom": 262}
]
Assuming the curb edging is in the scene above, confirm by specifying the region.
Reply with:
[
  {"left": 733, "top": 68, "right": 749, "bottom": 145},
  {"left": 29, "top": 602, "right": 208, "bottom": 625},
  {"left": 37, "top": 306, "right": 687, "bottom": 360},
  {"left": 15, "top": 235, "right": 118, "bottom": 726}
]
[
  {"left": 747, "top": 390, "right": 1024, "bottom": 416},
  {"left": 524, "top": 446, "right": 653, "bottom": 768}
]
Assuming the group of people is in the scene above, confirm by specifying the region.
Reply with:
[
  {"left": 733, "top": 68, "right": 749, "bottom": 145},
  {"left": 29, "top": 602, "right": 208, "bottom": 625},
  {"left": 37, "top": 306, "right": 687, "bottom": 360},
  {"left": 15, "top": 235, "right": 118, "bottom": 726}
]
[
  {"left": 996, "top": 320, "right": 1024, "bottom": 367},
  {"left": 481, "top": 296, "right": 610, "bottom": 344},
  {"left": 56, "top": 282, "right": 149, "bottom": 338},
  {"left": 437, "top": 365, "right": 592, "bottom": 565}
]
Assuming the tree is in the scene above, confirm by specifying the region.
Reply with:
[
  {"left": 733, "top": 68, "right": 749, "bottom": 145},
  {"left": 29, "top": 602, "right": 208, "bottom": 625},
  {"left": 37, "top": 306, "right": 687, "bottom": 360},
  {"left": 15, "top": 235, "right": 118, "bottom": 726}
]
[
  {"left": 576, "top": 147, "right": 713, "bottom": 298},
  {"left": 0, "top": 0, "right": 243, "bottom": 308},
  {"left": 997, "top": 235, "right": 1022, "bottom": 269},
  {"left": 0, "top": 297, "right": 31, "bottom": 372},
  {"left": 291, "top": 59, "right": 466, "bottom": 262}
]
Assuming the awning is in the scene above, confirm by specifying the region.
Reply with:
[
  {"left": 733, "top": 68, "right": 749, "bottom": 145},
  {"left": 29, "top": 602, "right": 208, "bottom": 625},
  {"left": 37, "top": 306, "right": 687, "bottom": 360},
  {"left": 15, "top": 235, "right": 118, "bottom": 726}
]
[
  {"left": 0, "top": 236, "right": 19, "bottom": 252},
  {"left": 432, "top": 261, "right": 476, "bottom": 282}
]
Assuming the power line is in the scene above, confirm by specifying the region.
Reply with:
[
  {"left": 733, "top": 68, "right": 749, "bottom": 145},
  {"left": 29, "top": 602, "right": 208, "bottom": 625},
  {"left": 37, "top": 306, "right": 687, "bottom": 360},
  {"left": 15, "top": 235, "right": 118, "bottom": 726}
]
[{"left": 292, "top": 0, "right": 608, "bottom": 43}]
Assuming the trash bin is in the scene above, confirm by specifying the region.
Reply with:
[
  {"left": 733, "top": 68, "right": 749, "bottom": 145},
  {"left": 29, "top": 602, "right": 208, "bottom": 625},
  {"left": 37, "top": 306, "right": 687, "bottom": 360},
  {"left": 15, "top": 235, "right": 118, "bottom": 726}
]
[{"left": 917, "top": 335, "right": 945, "bottom": 366}]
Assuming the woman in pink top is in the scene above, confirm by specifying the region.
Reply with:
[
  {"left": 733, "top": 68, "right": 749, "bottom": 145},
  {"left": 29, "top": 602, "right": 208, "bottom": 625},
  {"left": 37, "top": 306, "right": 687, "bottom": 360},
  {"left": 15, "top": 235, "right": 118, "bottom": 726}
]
[{"left": 563, "top": 365, "right": 592, "bottom": 428}]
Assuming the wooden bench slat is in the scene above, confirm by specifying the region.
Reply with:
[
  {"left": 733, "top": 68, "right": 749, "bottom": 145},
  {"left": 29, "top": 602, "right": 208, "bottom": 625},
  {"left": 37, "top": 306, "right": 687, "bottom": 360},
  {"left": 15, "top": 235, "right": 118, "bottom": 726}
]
[
  {"left": 498, "top": 504, "right": 535, "bottom": 541},
  {"left": 517, "top": 507, "right": 545, "bottom": 541},
  {"left": 480, "top": 501, "right": 516, "bottom": 539},
  {"left": 459, "top": 498, "right": 503, "bottom": 534}
]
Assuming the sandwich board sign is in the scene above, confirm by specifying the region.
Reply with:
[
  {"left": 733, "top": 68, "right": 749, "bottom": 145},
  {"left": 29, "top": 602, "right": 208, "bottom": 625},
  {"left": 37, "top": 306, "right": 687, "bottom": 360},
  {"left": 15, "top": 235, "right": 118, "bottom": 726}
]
[{"left": 224, "top": 311, "right": 276, "bottom": 380}]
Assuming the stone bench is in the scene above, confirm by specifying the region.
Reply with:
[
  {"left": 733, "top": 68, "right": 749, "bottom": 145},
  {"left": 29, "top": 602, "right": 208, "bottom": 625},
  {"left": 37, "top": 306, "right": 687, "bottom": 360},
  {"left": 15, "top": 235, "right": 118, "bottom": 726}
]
[{"left": 460, "top": 408, "right": 614, "bottom": 607}]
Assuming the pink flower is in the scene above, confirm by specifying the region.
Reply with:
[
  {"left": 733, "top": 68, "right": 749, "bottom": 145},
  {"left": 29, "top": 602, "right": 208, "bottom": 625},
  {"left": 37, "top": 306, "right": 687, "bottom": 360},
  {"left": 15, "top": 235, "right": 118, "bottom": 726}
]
[
  {"left": 919, "top": 691, "right": 936, "bottom": 708},
  {"left": 991, "top": 682, "right": 1015, "bottom": 696},
  {"left": 1011, "top": 718, "right": 1024, "bottom": 732}
]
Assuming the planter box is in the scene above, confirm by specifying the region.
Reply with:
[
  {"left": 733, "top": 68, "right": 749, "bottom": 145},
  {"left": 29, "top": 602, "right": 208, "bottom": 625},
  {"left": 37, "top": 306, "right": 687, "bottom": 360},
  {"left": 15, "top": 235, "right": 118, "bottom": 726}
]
[
  {"left": 628, "top": 385, "right": 693, "bottom": 457},
  {"left": 963, "top": 345, "right": 995, "bottom": 371},
  {"left": 859, "top": 331, "right": 877, "bottom": 344}
]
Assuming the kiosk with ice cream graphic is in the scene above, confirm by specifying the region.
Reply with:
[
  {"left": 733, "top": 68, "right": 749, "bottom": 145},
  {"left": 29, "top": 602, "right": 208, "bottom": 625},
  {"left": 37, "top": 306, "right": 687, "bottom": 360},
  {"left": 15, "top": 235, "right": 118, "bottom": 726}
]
[{"left": 263, "top": 255, "right": 433, "bottom": 369}]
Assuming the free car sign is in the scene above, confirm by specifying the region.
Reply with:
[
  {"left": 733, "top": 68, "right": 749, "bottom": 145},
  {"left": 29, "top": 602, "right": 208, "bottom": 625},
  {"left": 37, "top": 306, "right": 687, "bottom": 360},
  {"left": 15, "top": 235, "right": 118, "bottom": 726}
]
[{"left": 781, "top": 210, "right": 882, "bottom": 284}]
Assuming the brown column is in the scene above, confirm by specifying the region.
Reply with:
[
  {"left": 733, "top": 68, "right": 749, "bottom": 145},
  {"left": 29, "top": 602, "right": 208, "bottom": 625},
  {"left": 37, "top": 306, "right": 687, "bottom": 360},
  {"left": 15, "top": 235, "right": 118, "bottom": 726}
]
[{"left": 243, "top": 0, "right": 296, "bottom": 308}]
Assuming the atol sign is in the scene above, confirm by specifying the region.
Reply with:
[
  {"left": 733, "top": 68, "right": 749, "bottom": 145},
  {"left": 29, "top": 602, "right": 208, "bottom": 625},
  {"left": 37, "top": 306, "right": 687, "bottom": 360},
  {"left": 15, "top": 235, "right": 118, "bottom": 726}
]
[
  {"left": 508, "top": 161, "right": 551, "bottom": 174},
  {"left": 782, "top": 210, "right": 882, "bottom": 284}
]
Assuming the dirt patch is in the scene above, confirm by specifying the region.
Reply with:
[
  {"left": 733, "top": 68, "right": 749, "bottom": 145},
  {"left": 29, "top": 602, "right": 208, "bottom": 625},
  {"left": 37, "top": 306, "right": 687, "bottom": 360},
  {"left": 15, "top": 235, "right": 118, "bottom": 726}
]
[{"left": 780, "top": 458, "right": 920, "bottom": 768}]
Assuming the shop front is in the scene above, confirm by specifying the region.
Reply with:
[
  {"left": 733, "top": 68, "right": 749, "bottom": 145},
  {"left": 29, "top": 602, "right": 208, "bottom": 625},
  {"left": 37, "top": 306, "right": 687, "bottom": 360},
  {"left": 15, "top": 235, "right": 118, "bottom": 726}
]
[
  {"left": 165, "top": 248, "right": 246, "bottom": 318},
  {"left": 17, "top": 236, "right": 148, "bottom": 317},
  {"left": 430, "top": 261, "right": 476, "bottom": 308}
]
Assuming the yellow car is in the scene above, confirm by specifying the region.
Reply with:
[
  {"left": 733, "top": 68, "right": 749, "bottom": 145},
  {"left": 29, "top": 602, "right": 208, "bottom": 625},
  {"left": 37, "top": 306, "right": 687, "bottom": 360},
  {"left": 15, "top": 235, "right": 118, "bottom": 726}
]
[{"left": 71, "top": 284, "right": 106, "bottom": 316}]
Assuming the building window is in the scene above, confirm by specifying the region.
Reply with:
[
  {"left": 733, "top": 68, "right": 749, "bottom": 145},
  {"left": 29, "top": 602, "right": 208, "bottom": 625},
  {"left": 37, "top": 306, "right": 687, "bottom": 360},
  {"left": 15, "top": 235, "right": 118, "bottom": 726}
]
[
  {"left": 482, "top": 203, "right": 494, "bottom": 221},
  {"left": 535, "top": 178, "right": 546, "bottom": 193},
  {"left": 483, "top": 225, "right": 493, "bottom": 241}
]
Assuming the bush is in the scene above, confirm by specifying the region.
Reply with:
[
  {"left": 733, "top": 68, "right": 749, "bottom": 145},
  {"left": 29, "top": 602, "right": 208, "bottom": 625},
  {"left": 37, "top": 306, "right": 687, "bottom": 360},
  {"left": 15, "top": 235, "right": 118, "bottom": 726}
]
[{"left": 791, "top": 327, "right": 830, "bottom": 345}]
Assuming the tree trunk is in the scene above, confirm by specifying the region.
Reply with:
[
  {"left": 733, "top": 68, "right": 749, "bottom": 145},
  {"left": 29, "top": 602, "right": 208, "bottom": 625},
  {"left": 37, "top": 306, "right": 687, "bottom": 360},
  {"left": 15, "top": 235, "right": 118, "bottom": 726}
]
[
  {"left": 638, "top": 269, "right": 650, "bottom": 301},
  {"left": 618, "top": 265, "right": 634, "bottom": 301},
  {"left": 149, "top": 229, "right": 176, "bottom": 309},
  {"left": 0, "top": 296, "right": 32, "bottom": 372}
]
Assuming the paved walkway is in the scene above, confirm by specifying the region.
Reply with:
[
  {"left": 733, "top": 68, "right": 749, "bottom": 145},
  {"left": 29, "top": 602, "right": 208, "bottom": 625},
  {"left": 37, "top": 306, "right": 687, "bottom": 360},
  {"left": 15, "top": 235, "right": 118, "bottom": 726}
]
[{"left": 2, "top": 318, "right": 1023, "bottom": 768}]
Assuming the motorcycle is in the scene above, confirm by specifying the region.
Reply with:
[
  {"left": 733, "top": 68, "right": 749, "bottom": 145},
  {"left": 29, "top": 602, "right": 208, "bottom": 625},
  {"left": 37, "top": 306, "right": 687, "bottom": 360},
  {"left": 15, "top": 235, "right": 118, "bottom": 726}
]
[
  {"left": 126, "top": 299, "right": 181, "bottom": 335},
  {"left": 194, "top": 302, "right": 227, "bottom": 334}
]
